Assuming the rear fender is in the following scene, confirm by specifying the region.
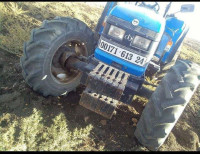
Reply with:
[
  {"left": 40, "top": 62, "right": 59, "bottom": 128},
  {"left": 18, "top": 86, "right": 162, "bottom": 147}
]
[{"left": 154, "top": 17, "right": 185, "bottom": 64}]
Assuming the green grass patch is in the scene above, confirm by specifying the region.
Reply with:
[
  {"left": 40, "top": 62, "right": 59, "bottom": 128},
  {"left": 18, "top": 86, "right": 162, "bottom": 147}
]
[{"left": 0, "top": 108, "right": 93, "bottom": 151}]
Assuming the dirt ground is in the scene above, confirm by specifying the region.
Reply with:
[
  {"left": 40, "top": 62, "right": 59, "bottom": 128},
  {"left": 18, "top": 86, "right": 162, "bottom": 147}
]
[
  {"left": 0, "top": 2, "right": 200, "bottom": 151},
  {"left": 0, "top": 46, "right": 200, "bottom": 151}
]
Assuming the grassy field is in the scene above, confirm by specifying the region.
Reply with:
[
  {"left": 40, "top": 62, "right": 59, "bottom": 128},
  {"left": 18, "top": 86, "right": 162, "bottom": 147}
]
[
  {"left": 0, "top": 2, "right": 200, "bottom": 151},
  {"left": 0, "top": 2, "right": 103, "bottom": 151},
  {"left": 0, "top": 2, "right": 103, "bottom": 56}
]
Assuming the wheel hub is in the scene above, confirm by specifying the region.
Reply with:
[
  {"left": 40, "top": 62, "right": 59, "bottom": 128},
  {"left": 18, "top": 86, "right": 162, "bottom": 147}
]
[{"left": 51, "top": 40, "right": 87, "bottom": 84}]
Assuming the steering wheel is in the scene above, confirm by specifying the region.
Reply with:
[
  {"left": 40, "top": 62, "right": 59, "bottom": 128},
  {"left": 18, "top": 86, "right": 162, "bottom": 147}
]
[{"left": 135, "top": 2, "right": 160, "bottom": 12}]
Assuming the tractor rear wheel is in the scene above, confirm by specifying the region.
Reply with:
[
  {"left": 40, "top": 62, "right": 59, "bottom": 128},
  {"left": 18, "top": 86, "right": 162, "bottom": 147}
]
[
  {"left": 134, "top": 59, "right": 200, "bottom": 151},
  {"left": 20, "top": 17, "right": 96, "bottom": 97}
]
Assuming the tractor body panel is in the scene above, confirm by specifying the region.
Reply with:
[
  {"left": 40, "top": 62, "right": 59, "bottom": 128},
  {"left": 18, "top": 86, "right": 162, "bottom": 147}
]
[
  {"left": 110, "top": 5, "right": 165, "bottom": 33},
  {"left": 154, "top": 32, "right": 170, "bottom": 59},
  {"left": 94, "top": 5, "right": 165, "bottom": 77},
  {"left": 98, "top": 2, "right": 117, "bottom": 35},
  {"left": 154, "top": 17, "right": 185, "bottom": 63}
]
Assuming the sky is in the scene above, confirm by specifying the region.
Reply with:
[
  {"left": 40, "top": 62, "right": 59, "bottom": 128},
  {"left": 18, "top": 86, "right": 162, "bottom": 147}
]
[
  {"left": 89, "top": 2, "right": 200, "bottom": 41},
  {"left": 169, "top": 2, "right": 200, "bottom": 41}
]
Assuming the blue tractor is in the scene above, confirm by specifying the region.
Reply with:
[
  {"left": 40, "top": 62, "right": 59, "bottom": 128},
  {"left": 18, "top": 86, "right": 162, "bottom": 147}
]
[{"left": 20, "top": 2, "right": 200, "bottom": 151}]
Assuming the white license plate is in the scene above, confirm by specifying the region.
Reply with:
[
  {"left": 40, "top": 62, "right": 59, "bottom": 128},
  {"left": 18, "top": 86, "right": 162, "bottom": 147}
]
[{"left": 98, "top": 39, "right": 147, "bottom": 66}]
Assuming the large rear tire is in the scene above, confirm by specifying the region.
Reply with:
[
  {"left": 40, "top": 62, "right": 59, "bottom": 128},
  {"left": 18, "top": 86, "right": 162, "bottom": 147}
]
[
  {"left": 134, "top": 59, "right": 200, "bottom": 151},
  {"left": 20, "top": 17, "right": 96, "bottom": 97}
]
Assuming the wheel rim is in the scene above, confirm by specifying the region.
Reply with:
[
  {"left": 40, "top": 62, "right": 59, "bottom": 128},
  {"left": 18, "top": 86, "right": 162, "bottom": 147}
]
[{"left": 51, "top": 40, "right": 87, "bottom": 84}]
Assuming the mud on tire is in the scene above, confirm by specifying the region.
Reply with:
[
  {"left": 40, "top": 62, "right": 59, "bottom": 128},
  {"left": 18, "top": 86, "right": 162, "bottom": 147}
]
[
  {"left": 20, "top": 17, "right": 96, "bottom": 97},
  {"left": 134, "top": 59, "right": 200, "bottom": 151}
]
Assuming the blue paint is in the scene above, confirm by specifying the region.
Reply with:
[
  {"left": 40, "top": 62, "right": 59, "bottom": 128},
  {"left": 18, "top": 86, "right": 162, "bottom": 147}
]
[
  {"left": 95, "top": 3, "right": 187, "bottom": 77},
  {"left": 161, "top": 17, "right": 184, "bottom": 63},
  {"left": 155, "top": 33, "right": 170, "bottom": 58},
  {"left": 94, "top": 48, "right": 147, "bottom": 77},
  {"left": 99, "top": 2, "right": 116, "bottom": 35},
  {"left": 94, "top": 4, "right": 165, "bottom": 77},
  {"left": 154, "top": 17, "right": 185, "bottom": 63},
  {"left": 110, "top": 5, "right": 165, "bottom": 33}
]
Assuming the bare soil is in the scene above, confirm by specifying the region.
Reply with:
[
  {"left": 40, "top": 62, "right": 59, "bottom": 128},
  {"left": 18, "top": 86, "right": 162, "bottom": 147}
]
[
  {"left": 0, "top": 2, "right": 200, "bottom": 151},
  {"left": 0, "top": 46, "right": 200, "bottom": 151}
]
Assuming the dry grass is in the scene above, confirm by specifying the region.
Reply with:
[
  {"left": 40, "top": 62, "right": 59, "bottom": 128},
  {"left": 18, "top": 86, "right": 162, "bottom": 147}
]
[
  {"left": 0, "top": 2, "right": 39, "bottom": 56},
  {"left": 0, "top": 2, "right": 103, "bottom": 151},
  {"left": 180, "top": 39, "right": 200, "bottom": 65},
  {"left": 0, "top": 2, "right": 103, "bottom": 56},
  {"left": 4, "top": 2, "right": 28, "bottom": 16}
]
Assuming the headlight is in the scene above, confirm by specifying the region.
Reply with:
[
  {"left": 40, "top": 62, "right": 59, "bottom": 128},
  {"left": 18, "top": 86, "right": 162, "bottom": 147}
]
[
  {"left": 108, "top": 25, "right": 125, "bottom": 40},
  {"left": 131, "top": 35, "right": 151, "bottom": 50}
]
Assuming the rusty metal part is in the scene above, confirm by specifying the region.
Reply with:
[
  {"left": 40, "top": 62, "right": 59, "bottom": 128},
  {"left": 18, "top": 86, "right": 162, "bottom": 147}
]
[
  {"left": 79, "top": 88, "right": 118, "bottom": 119},
  {"left": 87, "top": 61, "right": 130, "bottom": 100},
  {"left": 51, "top": 47, "right": 81, "bottom": 84},
  {"left": 79, "top": 61, "right": 130, "bottom": 119}
]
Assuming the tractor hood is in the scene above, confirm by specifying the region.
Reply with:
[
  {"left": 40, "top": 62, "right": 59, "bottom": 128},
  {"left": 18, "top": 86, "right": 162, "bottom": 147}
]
[{"left": 110, "top": 5, "right": 165, "bottom": 33}]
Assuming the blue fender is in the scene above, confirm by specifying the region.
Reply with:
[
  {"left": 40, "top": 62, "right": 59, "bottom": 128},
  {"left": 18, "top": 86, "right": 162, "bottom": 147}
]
[{"left": 155, "top": 17, "right": 185, "bottom": 63}]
